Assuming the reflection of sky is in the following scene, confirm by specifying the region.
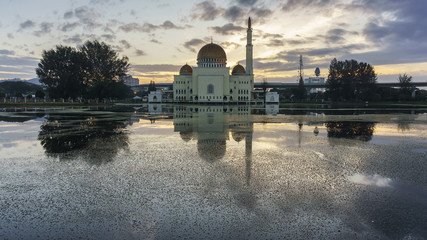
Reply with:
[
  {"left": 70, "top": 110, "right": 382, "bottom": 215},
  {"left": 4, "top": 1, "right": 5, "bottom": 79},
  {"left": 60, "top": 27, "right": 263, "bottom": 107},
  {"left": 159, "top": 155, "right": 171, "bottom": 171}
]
[
  {"left": 349, "top": 173, "right": 393, "bottom": 188},
  {"left": 0, "top": 121, "right": 44, "bottom": 157}
]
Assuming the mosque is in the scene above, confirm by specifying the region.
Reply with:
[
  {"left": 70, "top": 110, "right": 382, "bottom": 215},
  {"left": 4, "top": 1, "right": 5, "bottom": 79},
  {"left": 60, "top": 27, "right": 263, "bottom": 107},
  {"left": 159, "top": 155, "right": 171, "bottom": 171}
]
[{"left": 172, "top": 17, "right": 255, "bottom": 103}]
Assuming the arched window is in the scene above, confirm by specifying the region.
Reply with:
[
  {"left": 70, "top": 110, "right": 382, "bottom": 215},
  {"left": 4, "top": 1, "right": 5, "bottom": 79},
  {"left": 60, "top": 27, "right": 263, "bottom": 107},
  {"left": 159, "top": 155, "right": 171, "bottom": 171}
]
[{"left": 207, "top": 84, "right": 214, "bottom": 94}]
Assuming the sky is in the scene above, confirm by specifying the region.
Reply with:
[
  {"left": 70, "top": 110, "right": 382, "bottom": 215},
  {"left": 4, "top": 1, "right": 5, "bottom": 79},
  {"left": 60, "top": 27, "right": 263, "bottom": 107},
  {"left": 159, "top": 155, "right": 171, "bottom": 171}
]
[{"left": 1, "top": 0, "right": 427, "bottom": 84}]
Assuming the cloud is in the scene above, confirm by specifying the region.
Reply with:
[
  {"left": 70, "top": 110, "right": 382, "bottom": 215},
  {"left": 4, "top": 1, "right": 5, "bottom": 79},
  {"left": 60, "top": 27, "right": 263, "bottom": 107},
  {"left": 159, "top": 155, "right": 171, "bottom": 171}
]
[
  {"left": 119, "top": 21, "right": 188, "bottom": 33},
  {"left": 74, "top": 6, "right": 102, "bottom": 29},
  {"left": 33, "top": 22, "right": 54, "bottom": 37},
  {"left": 235, "top": 0, "right": 258, "bottom": 6},
  {"left": 101, "top": 34, "right": 116, "bottom": 41},
  {"left": 132, "top": 64, "right": 181, "bottom": 73},
  {"left": 120, "top": 40, "right": 132, "bottom": 49},
  {"left": 0, "top": 49, "right": 15, "bottom": 55},
  {"left": 184, "top": 38, "right": 205, "bottom": 53},
  {"left": 281, "top": 0, "right": 333, "bottom": 12},
  {"left": 135, "top": 49, "right": 146, "bottom": 56},
  {"left": 210, "top": 23, "right": 245, "bottom": 35},
  {"left": 224, "top": 6, "right": 245, "bottom": 21},
  {"left": 150, "top": 39, "right": 161, "bottom": 44},
  {"left": 324, "top": 28, "right": 358, "bottom": 44},
  {"left": 7, "top": 33, "right": 14, "bottom": 39},
  {"left": 19, "top": 20, "right": 36, "bottom": 30},
  {"left": 61, "top": 22, "right": 80, "bottom": 32},
  {"left": 249, "top": 7, "right": 273, "bottom": 19},
  {"left": 63, "top": 34, "right": 83, "bottom": 44},
  {"left": 64, "top": 11, "right": 73, "bottom": 19},
  {"left": 191, "top": 1, "right": 224, "bottom": 21}
]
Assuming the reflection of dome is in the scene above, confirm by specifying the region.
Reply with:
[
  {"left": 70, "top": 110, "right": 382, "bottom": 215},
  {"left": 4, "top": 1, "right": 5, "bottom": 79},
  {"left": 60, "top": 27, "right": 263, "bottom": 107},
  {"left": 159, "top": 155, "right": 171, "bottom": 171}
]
[
  {"left": 197, "top": 43, "right": 227, "bottom": 67},
  {"left": 232, "top": 64, "right": 246, "bottom": 75},
  {"left": 232, "top": 131, "right": 246, "bottom": 142},
  {"left": 180, "top": 131, "right": 193, "bottom": 142},
  {"left": 179, "top": 64, "right": 192, "bottom": 75},
  {"left": 197, "top": 139, "right": 226, "bottom": 162}
]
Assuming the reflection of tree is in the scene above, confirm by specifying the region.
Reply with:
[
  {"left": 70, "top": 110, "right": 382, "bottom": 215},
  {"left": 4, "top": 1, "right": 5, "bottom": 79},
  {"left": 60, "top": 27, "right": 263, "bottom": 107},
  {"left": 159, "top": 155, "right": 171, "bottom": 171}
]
[
  {"left": 326, "top": 121, "right": 376, "bottom": 142},
  {"left": 38, "top": 111, "right": 131, "bottom": 164}
]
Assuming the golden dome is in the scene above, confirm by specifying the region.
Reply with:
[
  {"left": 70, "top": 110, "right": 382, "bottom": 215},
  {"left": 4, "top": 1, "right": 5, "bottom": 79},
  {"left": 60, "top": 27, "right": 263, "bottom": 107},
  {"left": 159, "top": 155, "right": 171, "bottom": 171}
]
[
  {"left": 179, "top": 64, "right": 192, "bottom": 75},
  {"left": 197, "top": 43, "right": 227, "bottom": 61},
  {"left": 232, "top": 64, "right": 246, "bottom": 75}
]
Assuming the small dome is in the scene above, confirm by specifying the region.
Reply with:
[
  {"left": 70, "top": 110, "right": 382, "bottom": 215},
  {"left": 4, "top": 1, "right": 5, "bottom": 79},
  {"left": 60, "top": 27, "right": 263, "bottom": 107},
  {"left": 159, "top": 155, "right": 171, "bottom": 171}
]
[
  {"left": 179, "top": 64, "right": 192, "bottom": 75},
  {"left": 232, "top": 64, "right": 246, "bottom": 75},
  {"left": 197, "top": 43, "right": 227, "bottom": 61}
]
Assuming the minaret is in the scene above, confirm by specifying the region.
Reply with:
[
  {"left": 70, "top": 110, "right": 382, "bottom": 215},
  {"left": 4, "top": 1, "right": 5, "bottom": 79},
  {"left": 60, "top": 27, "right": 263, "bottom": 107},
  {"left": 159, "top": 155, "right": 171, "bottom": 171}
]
[{"left": 246, "top": 17, "right": 253, "bottom": 75}]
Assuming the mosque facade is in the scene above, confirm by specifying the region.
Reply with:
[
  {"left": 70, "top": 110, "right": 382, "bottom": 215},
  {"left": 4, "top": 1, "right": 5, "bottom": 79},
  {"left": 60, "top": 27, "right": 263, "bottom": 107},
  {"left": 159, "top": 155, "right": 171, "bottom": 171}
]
[{"left": 173, "top": 18, "right": 255, "bottom": 103}]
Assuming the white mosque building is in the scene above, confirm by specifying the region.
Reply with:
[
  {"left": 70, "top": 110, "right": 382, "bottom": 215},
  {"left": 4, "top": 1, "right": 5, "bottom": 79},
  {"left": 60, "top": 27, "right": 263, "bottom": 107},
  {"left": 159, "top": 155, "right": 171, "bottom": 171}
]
[{"left": 172, "top": 17, "right": 255, "bottom": 103}]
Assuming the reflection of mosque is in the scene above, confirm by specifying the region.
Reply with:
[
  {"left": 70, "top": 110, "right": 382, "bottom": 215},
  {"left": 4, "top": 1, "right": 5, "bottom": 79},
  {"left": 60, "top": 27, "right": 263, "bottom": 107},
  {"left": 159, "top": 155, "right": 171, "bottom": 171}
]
[{"left": 173, "top": 105, "right": 254, "bottom": 184}]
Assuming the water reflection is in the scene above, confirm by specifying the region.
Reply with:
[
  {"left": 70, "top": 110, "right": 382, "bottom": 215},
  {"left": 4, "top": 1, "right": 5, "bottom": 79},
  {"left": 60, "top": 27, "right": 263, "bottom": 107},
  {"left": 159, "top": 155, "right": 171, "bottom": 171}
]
[
  {"left": 38, "top": 109, "right": 132, "bottom": 164},
  {"left": 326, "top": 121, "right": 376, "bottom": 142},
  {"left": 173, "top": 105, "right": 254, "bottom": 184}
]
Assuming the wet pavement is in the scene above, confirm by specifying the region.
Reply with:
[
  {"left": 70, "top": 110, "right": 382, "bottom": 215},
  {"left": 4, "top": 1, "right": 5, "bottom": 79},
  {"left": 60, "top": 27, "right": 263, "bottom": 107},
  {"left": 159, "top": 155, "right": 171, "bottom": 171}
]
[{"left": 0, "top": 105, "right": 426, "bottom": 239}]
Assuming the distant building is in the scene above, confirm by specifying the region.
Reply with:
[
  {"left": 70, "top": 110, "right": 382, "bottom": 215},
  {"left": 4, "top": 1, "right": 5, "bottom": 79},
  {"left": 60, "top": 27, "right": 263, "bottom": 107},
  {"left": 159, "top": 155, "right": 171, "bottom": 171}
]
[
  {"left": 120, "top": 75, "right": 139, "bottom": 86},
  {"left": 304, "top": 77, "right": 325, "bottom": 94},
  {"left": 265, "top": 92, "right": 279, "bottom": 103},
  {"left": 148, "top": 90, "right": 162, "bottom": 103}
]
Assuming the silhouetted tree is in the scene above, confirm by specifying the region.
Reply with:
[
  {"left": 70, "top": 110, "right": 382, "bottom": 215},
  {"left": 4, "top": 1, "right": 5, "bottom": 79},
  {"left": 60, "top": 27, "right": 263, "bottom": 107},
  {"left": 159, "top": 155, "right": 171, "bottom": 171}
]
[
  {"left": 148, "top": 80, "right": 156, "bottom": 92},
  {"left": 36, "top": 41, "right": 130, "bottom": 100},
  {"left": 36, "top": 45, "right": 84, "bottom": 99},
  {"left": 326, "top": 58, "right": 377, "bottom": 101},
  {"left": 35, "top": 89, "right": 45, "bottom": 99},
  {"left": 398, "top": 74, "right": 414, "bottom": 100},
  {"left": 80, "top": 40, "right": 130, "bottom": 99}
]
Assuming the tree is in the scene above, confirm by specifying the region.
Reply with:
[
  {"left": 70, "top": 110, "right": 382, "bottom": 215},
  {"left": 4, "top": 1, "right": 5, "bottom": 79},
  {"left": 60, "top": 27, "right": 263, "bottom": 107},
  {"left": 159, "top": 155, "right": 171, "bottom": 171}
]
[
  {"left": 398, "top": 74, "right": 414, "bottom": 100},
  {"left": 148, "top": 80, "right": 156, "bottom": 92},
  {"left": 35, "top": 89, "right": 45, "bottom": 99},
  {"left": 326, "top": 58, "right": 377, "bottom": 101},
  {"left": 80, "top": 40, "right": 130, "bottom": 99},
  {"left": 0, "top": 92, "right": 5, "bottom": 98},
  {"left": 36, "top": 45, "right": 84, "bottom": 99},
  {"left": 36, "top": 41, "right": 130, "bottom": 100}
]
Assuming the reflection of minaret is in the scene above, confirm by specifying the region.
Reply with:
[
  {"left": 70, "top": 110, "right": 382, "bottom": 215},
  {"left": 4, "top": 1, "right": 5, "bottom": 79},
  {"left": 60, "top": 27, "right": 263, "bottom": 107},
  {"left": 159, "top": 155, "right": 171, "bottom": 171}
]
[
  {"left": 246, "top": 17, "right": 253, "bottom": 76},
  {"left": 245, "top": 122, "right": 253, "bottom": 185},
  {"left": 298, "top": 122, "right": 303, "bottom": 148}
]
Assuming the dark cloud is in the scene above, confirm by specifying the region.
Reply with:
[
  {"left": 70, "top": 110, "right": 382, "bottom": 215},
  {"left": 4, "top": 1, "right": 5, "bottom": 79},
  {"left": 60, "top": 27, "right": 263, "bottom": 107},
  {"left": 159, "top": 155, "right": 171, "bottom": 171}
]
[
  {"left": 132, "top": 64, "right": 181, "bottom": 72},
  {"left": 210, "top": 23, "right": 245, "bottom": 35},
  {"left": 150, "top": 39, "right": 161, "bottom": 44},
  {"left": 7, "top": 33, "right": 14, "bottom": 39},
  {"left": 119, "top": 20, "right": 188, "bottom": 33},
  {"left": 0, "top": 49, "right": 15, "bottom": 55},
  {"left": 19, "top": 20, "right": 36, "bottom": 30},
  {"left": 64, "top": 11, "right": 73, "bottom": 19},
  {"left": 191, "top": 1, "right": 224, "bottom": 21},
  {"left": 266, "top": 39, "right": 284, "bottom": 47},
  {"left": 61, "top": 22, "right": 80, "bottom": 32},
  {"left": 184, "top": 38, "right": 205, "bottom": 53},
  {"left": 249, "top": 7, "right": 273, "bottom": 19},
  {"left": 224, "top": 6, "right": 244, "bottom": 21},
  {"left": 120, "top": 40, "right": 132, "bottom": 49},
  {"left": 74, "top": 6, "right": 102, "bottom": 29},
  {"left": 324, "top": 28, "right": 358, "bottom": 44},
  {"left": 63, "top": 34, "right": 83, "bottom": 44},
  {"left": 33, "top": 22, "right": 53, "bottom": 37},
  {"left": 281, "top": 0, "right": 332, "bottom": 12},
  {"left": 135, "top": 49, "right": 146, "bottom": 56},
  {"left": 236, "top": 0, "right": 258, "bottom": 6},
  {"left": 101, "top": 34, "right": 116, "bottom": 41}
]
